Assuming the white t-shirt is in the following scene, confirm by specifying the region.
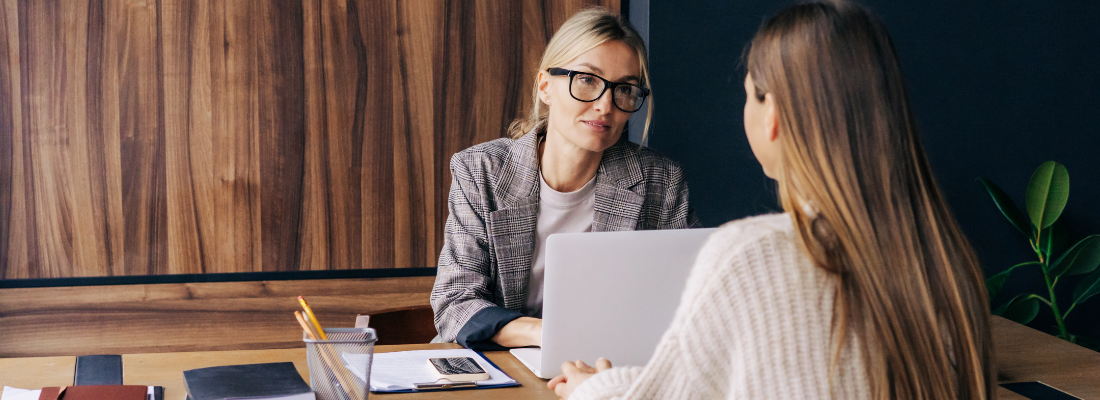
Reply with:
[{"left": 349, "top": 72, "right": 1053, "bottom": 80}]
[{"left": 524, "top": 172, "right": 597, "bottom": 317}]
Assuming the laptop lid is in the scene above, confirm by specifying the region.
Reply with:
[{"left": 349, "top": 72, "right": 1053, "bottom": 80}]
[{"left": 515, "top": 228, "right": 717, "bottom": 379}]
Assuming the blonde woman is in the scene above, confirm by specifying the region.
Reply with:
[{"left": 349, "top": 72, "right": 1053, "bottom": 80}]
[
  {"left": 550, "top": 2, "right": 995, "bottom": 399},
  {"left": 430, "top": 9, "right": 700, "bottom": 350}
]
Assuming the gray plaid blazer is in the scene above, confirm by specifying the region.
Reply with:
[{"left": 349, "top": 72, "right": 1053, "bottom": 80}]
[{"left": 431, "top": 132, "right": 701, "bottom": 342}]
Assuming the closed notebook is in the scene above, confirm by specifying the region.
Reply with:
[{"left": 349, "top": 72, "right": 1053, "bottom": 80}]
[
  {"left": 37, "top": 385, "right": 148, "bottom": 400},
  {"left": 73, "top": 355, "right": 123, "bottom": 386},
  {"left": 183, "top": 362, "right": 315, "bottom": 400}
]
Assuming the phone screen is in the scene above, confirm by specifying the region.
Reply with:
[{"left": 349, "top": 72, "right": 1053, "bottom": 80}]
[{"left": 429, "top": 357, "right": 486, "bottom": 375}]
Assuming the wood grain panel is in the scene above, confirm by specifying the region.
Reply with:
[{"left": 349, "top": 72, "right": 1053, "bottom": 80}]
[
  {"left": 1, "top": 0, "right": 29, "bottom": 279},
  {"left": 0, "top": 275, "right": 436, "bottom": 357},
  {"left": 257, "top": 1, "right": 307, "bottom": 273},
  {"left": 393, "top": 2, "right": 438, "bottom": 272},
  {"left": 0, "top": 0, "right": 619, "bottom": 278},
  {"left": 0, "top": 0, "right": 15, "bottom": 279},
  {"left": 161, "top": 0, "right": 203, "bottom": 276},
  {"left": 354, "top": 0, "right": 394, "bottom": 270}
]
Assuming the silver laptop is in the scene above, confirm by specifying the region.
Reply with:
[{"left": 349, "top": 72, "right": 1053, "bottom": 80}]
[{"left": 510, "top": 228, "right": 718, "bottom": 379}]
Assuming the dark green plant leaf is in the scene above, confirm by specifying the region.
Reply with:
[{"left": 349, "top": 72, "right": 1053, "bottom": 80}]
[
  {"left": 1051, "top": 235, "right": 1100, "bottom": 278},
  {"left": 986, "top": 270, "right": 1012, "bottom": 303},
  {"left": 1073, "top": 267, "right": 1100, "bottom": 306},
  {"left": 978, "top": 177, "right": 1031, "bottom": 236},
  {"left": 995, "top": 294, "right": 1042, "bottom": 325},
  {"left": 1025, "top": 161, "right": 1070, "bottom": 230},
  {"left": 1043, "top": 226, "right": 1054, "bottom": 260},
  {"left": 1049, "top": 221, "right": 1070, "bottom": 258},
  {"left": 985, "top": 261, "right": 1041, "bottom": 302}
]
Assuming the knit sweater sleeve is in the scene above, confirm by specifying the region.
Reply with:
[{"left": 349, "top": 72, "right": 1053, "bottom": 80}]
[{"left": 570, "top": 214, "right": 791, "bottom": 400}]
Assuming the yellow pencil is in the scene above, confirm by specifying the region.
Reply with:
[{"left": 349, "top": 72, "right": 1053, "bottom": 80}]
[
  {"left": 298, "top": 295, "right": 327, "bottom": 340},
  {"left": 294, "top": 311, "right": 321, "bottom": 340}
]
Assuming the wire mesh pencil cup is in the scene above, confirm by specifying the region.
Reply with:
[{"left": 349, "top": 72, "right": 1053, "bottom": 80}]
[{"left": 304, "top": 328, "right": 376, "bottom": 400}]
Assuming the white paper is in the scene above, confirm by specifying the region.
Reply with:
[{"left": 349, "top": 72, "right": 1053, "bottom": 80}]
[
  {"left": 342, "top": 349, "right": 517, "bottom": 392},
  {"left": 1, "top": 387, "right": 41, "bottom": 400}
]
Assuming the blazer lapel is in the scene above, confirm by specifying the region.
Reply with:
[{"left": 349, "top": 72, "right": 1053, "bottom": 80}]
[
  {"left": 488, "top": 133, "right": 541, "bottom": 310},
  {"left": 486, "top": 134, "right": 647, "bottom": 310},
  {"left": 593, "top": 139, "right": 645, "bottom": 232}
]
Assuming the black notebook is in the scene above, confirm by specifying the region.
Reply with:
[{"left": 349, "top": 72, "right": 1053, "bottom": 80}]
[
  {"left": 71, "top": 354, "right": 164, "bottom": 400},
  {"left": 74, "top": 354, "right": 124, "bottom": 385},
  {"left": 183, "top": 362, "right": 315, "bottom": 400}
]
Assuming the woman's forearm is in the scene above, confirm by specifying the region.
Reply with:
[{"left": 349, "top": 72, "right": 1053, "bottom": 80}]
[{"left": 492, "top": 317, "right": 543, "bottom": 347}]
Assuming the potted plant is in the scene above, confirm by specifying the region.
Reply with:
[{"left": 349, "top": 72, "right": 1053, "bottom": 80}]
[{"left": 980, "top": 161, "right": 1100, "bottom": 346}]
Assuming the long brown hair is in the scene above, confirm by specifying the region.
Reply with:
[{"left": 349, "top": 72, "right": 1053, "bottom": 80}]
[
  {"left": 744, "top": 2, "right": 994, "bottom": 398},
  {"left": 508, "top": 8, "right": 653, "bottom": 143}
]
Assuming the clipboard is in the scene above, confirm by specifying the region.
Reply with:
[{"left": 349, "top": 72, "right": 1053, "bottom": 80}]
[{"left": 369, "top": 351, "right": 520, "bottom": 393}]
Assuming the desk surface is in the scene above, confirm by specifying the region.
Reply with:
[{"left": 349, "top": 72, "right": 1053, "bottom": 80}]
[
  {"left": 2, "top": 344, "right": 556, "bottom": 400},
  {"left": 2, "top": 317, "right": 1098, "bottom": 400}
]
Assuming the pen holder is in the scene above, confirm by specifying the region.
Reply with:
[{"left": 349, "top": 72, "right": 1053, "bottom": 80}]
[{"left": 304, "top": 327, "right": 376, "bottom": 400}]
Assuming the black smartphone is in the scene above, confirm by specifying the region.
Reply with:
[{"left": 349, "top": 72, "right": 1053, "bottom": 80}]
[
  {"left": 426, "top": 356, "right": 490, "bottom": 382},
  {"left": 1000, "top": 381, "right": 1081, "bottom": 400}
]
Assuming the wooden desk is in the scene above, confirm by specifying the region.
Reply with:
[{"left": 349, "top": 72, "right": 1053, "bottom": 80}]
[
  {"left": 123, "top": 343, "right": 556, "bottom": 400},
  {"left": 0, "top": 356, "right": 75, "bottom": 388},
  {"left": 2, "top": 317, "right": 1097, "bottom": 399},
  {"left": 993, "top": 316, "right": 1100, "bottom": 399},
  {"left": 1, "top": 344, "right": 554, "bottom": 400}
]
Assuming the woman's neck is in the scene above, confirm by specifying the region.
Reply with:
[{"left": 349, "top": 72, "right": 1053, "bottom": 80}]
[{"left": 538, "top": 133, "right": 602, "bottom": 192}]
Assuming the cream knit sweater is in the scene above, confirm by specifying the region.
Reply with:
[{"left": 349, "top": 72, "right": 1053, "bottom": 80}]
[{"left": 571, "top": 213, "right": 871, "bottom": 399}]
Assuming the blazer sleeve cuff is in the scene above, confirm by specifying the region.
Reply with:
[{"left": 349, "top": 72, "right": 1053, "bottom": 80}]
[{"left": 456, "top": 306, "right": 525, "bottom": 351}]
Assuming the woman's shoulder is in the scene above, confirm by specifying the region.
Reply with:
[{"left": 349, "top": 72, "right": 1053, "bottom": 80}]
[
  {"left": 710, "top": 213, "right": 795, "bottom": 247},
  {"left": 450, "top": 137, "right": 517, "bottom": 167},
  {"left": 623, "top": 142, "right": 684, "bottom": 171},
  {"left": 689, "top": 213, "right": 828, "bottom": 319},
  {"left": 449, "top": 135, "right": 538, "bottom": 182},
  {"left": 692, "top": 214, "right": 798, "bottom": 274}
]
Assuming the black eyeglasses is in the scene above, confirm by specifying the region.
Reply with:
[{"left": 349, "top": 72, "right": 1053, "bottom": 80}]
[{"left": 547, "top": 68, "right": 650, "bottom": 113}]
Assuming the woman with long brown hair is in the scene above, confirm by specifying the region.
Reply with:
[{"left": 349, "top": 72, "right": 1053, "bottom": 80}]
[{"left": 550, "top": 2, "right": 995, "bottom": 398}]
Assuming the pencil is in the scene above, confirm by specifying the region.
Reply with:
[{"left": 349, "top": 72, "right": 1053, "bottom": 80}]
[
  {"left": 298, "top": 296, "right": 328, "bottom": 340},
  {"left": 295, "top": 311, "right": 364, "bottom": 399},
  {"left": 295, "top": 311, "right": 322, "bottom": 340}
]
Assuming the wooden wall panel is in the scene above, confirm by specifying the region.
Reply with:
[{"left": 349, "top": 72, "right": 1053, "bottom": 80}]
[
  {"left": 0, "top": 276, "right": 436, "bottom": 357},
  {"left": 0, "top": 0, "right": 619, "bottom": 279},
  {"left": 393, "top": 2, "right": 438, "bottom": 274},
  {"left": 0, "top": 0, "right": 16, "bottom": 280}
]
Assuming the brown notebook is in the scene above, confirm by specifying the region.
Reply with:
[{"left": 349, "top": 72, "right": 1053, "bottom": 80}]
[{"left": 38, "top": 385, "right": 148, "bottom": 400}]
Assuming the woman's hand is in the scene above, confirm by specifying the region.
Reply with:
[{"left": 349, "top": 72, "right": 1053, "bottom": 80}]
[
  {"left": 547, "top": 358, "right": 613, "bottom": 399},
  {"left": 492, "top": 317, "right": 543, "bottom": 347}
]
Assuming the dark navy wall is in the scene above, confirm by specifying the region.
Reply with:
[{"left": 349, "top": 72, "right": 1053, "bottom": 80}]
[{"left": 644, "top": 1, "right": 1100, "bottom": 340}]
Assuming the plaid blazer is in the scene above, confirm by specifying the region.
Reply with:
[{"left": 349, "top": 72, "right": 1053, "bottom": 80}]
[{"left": 430, "top": 132, "right": 701, "bottom": 342}]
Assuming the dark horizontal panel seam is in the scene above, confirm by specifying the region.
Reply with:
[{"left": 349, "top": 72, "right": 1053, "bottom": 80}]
[{"left": 0, "top": 267, "right": 438, "bottom": 288}]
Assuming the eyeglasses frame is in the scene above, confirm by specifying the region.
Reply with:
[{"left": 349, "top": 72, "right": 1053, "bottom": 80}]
[{"left": 545, "top": 67, "right": 650, "bottom": 113}]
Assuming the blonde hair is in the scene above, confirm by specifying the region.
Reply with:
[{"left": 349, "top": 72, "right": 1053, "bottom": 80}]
[
  {"left": 745, "top": 2, "right": 994, "bottom": 399},
  {"left": 508, "top": 8, "right": 653, "bottom": 144}
]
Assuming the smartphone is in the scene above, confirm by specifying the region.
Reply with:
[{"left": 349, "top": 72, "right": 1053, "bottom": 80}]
[
  {"left": 1000, "top": 381, "right": 1082, "bottom": 400},
  {"left": 426, "top": 357, "right": 491, "bottom": 382}
]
